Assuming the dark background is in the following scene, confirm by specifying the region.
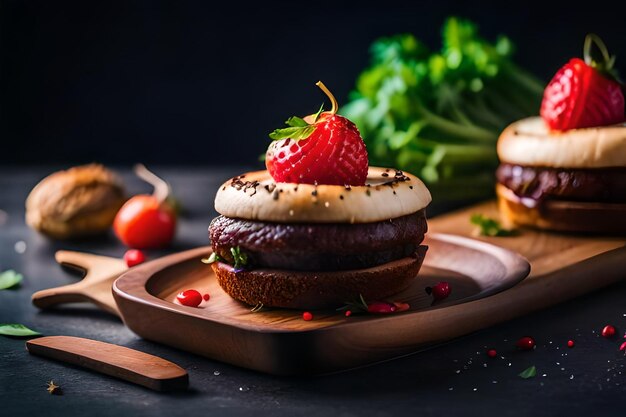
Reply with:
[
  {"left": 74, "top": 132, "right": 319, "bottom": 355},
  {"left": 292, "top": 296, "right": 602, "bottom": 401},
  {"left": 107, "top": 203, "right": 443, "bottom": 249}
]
[{"left": 1, "top": 0, "right": 625, "bottom": 167}]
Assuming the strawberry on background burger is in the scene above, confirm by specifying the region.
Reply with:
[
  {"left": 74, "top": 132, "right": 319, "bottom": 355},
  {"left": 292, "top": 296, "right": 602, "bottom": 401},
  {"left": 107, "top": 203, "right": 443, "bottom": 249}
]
[
  {"left": 206, "top": 82, "right": 432, "bottom": 310},
  {"left": 496, "top": 35, "right": 626, "bottom": 234}
]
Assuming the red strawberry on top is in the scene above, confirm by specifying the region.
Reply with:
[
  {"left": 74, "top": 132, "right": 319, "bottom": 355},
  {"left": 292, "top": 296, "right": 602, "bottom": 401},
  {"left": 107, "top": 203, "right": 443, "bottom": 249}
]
[
  {"left": 541, "top": 34, "right": 625, "bottom": 131},
  {"left": 266, "top": 81, "right": 368, "bottom": 186}
]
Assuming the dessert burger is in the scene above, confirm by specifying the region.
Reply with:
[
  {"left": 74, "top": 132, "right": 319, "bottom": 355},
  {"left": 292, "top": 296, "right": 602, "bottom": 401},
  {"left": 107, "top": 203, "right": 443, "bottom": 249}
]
[
  {"left": 496, "top": 35, "right": 626, "bottom": 234},
  {"left": 207, "top": 82, "right": 432, "bottom": 309}
]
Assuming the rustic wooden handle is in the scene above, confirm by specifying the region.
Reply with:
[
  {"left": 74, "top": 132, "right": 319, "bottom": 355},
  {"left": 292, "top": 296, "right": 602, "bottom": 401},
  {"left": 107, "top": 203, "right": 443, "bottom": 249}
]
[
  {"left": 31, "top": 251, "right": 128, "bottom": 317},
  {"left": 26, "top": 336, "right": 188, "bottom": 391}
]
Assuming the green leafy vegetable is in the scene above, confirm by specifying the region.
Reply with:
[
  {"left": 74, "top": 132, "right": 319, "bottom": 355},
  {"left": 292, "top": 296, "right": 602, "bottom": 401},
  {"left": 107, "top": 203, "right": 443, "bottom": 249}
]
[
  {"left": 202, "top": 248, "right": 247, "bottom": 270},
  {"left": 0, "top": 323, "right": 41, "bottom": 337},
  {"left": 341, "top": 17, "right": 544, "bottom": 203},
  {"left": 0, "top": 270, "right": 23, "bottom": 290},
  {"left": 337, "top": 294, "right": 370, "bottom": 313},
  {"left": 470, "top": 213, "right": 516, "bottom": 236},
  {"left": 201, "top": 252, "right": 223, "bottom": 264},
  {"left": 518, "top": 365, "right": 537, "bottom": 379},
  {"left": 230, "top": 246, "right": 248, "bottom": 270}
]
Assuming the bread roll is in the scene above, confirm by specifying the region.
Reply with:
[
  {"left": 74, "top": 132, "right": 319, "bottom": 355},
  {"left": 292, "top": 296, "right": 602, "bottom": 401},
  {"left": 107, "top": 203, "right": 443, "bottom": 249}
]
[
  {"left": 214, "top": 167, "right": 431, "bottom": 224},
  {"left": 497, "top": 117, "right": 626, "bottom": 168},
  {"left": 26, "top": 164, "right": 126, "bottom": 239}
]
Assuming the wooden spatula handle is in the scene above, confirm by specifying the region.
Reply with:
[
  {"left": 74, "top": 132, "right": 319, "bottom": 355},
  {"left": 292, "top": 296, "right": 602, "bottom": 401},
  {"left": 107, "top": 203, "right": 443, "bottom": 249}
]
[{"left": 26, "top": 336, "right": 188, "bottom": 391}]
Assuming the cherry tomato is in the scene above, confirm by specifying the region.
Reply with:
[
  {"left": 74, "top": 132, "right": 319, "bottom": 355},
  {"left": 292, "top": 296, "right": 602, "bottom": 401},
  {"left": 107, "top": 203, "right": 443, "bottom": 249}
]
[
  {"left": 123, "top": 249, "right": 146, "bottom": 267},
  {"left": 114, "top": 195, "right": 176, "bottom": 249},
  {"left": 176, "top": 289, "right": 203, "bottom": 307}
]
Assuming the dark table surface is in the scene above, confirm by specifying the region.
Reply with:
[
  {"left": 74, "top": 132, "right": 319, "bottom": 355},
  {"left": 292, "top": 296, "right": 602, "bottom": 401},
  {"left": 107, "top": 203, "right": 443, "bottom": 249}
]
[{"left": 1, "top": 166, "right": 625, "bottom": 417}]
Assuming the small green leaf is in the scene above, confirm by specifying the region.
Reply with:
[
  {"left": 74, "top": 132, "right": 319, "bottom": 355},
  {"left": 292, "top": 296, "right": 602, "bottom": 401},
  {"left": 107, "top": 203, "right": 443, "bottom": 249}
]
[
  {"left": 0, "top": 323, "right": 41, "bottom": 337},
  {"left": 201, "top": 252, "right": 223, "bottom": 264},
  {"left": 470, "top": 213, "right": 516, "bottom": 237},
  {"left": 269, "top": 125, "right": 316, "bottom": 141},
  {"left": 285, "top": 116, "right": 309, "bottom": 127},
  {"left": 518, "top": 365, "right": 537, "bottom": 379},
  {"left": 0, "top": 270, "right": 23, "bottom": 290},
  {"left": 230, "top": 246, "right": 248, "bottom": 270}
]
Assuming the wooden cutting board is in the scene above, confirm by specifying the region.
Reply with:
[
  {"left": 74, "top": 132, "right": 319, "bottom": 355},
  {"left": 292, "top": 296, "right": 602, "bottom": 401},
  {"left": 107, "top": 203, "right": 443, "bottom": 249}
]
[{"left": 428, "top": 200, "right": 626, "bottom": 321}]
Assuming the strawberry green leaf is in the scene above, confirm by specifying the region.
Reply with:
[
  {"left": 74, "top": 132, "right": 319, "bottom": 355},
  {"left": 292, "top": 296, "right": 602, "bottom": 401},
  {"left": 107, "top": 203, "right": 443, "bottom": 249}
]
[
  {"left": 285, "top": 116, "right": 309, "bottom": 127},
  {"left": 0, "top": 323, "right": 41, "bottom": 337},
  {"left": 312, "top": 104, "right": 325, "bottom": 122},
  {"left": 269, "top": 125, "right": 316, "bottom": 141},
  {"left": 518, "top": 365, "right": 537, "bottom": 379},
  {"left": 0, "top": 270, "right": 23, "bottom": 290}
]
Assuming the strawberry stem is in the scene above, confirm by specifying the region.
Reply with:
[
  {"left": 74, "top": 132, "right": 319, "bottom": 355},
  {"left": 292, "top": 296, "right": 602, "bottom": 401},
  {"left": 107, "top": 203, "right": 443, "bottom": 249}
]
[
  {"left": 133, "top": 163, "right": 171, "bottom": 205},
  {"left": 315, "top": 81, "right": 338, "bottom": 114},
  {"left": 584, "top": 33, "right": 615, "bottom": 71}
]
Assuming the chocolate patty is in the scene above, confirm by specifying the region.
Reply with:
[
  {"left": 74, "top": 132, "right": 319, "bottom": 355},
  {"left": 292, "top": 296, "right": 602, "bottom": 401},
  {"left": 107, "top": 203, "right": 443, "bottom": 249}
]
[
  {"left": 209, "top": 211, "right": 427, "bottom": 271},
  {"left": 496, "top": 164, "right": 626, "bottom": 203}
]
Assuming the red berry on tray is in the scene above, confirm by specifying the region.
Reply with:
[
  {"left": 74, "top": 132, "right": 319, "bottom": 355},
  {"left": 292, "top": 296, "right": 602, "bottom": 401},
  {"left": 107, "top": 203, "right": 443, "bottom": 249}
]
[
  {"left": 266, "top": 82, "right": 368, "bottom": 186},
  {"left": 302, "top": 311, "right": 313, "bottom": 321},
  {"left": 431, "top": 282, "right": 451, "bottom": 301},
  {"left": 601, "top": 324, "right": 616, "bottom": 338},
  {"left": 487, "top": 349, "right": 497, "bottom": 358},
  {"left": 540, "top": 34, "right": 624, "bottom": 131},
  {"left": 567, "top": 340, "right": 575, "bottom": 348},
  {"left": 366, "top": 301, "right": 397, "bottom": 314},
  {"left": 516, "top": 336, "right": 535, "bottom": 350},
  {"left": 176, "top": 289, "right": 203, "bottom": 308},
  {"left": 123, "top": 249, "right": 146, "bottom": 268}
]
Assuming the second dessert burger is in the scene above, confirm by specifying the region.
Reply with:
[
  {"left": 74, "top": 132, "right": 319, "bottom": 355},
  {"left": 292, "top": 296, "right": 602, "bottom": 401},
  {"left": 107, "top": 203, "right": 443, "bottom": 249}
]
[
  {"left": 207, "top": 82, "right": 432, "bottom": 309},
  {"left": 496, "top": 35, "right": 626, "bottom": 234}
]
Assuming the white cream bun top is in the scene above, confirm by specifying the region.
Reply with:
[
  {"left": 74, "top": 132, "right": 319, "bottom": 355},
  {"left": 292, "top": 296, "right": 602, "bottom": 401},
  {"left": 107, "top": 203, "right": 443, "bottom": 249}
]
[
  {"left": 497, "top": 117, "right": 626, "bottom": 168},
  {"left": 214, "top": 167, "right": 431, "bottom": 224}
]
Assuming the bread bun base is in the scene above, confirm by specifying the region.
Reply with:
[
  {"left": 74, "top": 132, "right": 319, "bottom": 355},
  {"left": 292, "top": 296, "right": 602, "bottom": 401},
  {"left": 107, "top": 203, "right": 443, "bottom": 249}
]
[
  {"left": 496, "top": 183, "right": 626, "bottom": 234},
  {"left": 212, "top": 246, "right": 428, "bottom": 310}
]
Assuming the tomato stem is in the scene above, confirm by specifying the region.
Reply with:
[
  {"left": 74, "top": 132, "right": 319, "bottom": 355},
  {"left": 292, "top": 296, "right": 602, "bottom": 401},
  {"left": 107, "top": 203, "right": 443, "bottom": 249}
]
[
  {"left": 315, "top": 81, "right": 338, "bottom": 114},
  {"left": 133, "top": 164, "right": 170, "bottom": 205},
  {"left": 584, "top": 33, "right": 615, "bottom": 70}
]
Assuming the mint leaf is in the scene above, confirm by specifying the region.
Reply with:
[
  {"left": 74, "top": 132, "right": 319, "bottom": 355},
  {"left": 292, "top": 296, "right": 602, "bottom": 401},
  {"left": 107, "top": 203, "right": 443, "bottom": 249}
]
[
  {"left": 0, "top": 323, "right": 41, "bottom": 337},
  {"left": 0, "top": 270, "right": 23, "bottom": 290},
  {"left": 285, "top": 116, "right": 309, "bottom": 127},
  {"left": 470, "top": 213, "right": 516, "bottom": 237},
  {"left": 269, "top": 125, "right": 316, "bottom": 141},
  {"left": 518, "top": 365, "right": 537, "bottom": 379},
  {"left": 230, "top": 246, "right": 248, "bottom": 270}
]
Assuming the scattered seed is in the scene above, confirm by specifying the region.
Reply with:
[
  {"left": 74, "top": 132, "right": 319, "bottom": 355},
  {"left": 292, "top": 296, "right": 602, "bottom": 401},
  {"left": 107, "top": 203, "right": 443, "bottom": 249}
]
[{"left": 14, "top": 241, "right": 26, "bottom": 254}]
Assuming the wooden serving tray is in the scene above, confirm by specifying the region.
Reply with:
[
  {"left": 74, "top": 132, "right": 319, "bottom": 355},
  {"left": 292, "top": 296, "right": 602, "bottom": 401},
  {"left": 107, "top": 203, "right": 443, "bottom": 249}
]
[{"left": 112, "top": 232, "right": 529, "bottom": 375}]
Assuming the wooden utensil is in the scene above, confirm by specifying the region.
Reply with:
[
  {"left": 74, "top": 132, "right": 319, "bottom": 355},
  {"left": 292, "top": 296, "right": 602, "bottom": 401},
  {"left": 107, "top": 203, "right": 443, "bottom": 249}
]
[
  {"left": 31, "top": 251, "right": 127, "bottom": 317},
  {"left": 26, "top": 336, "right": 188, "bottom": 391}
]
